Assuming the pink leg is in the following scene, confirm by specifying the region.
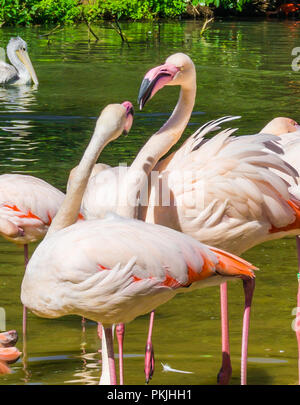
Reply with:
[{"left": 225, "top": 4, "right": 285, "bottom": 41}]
[
  {"left": 217, "top": 282, "right": 232, "bottom": 385},
  {"left": 296, "top": 236, "right": 300, "bottom": 385},
  {"left": 97, "top": 322, "right": 103, "bottom": 340},
  {"left": 22, "top": 244, "right": 29, "bottom": 337},
  {"left": 241, "top": 278, "right": 255, "bottom": 385},
  {"left": 116, "top": 323, "right": 125, "bottom": 385},
  {"left": 81, "top": 317, "right": 86, "bottom": 334},
  {"left": 145, "top": 310, "right": 155, "bottom": 384},
  {"left": 103, "top": 327, "right": 117, "bottom": 385}
]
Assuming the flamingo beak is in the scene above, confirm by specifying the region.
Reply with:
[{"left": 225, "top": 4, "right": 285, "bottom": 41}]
[
  {"left": 137, "top": 63, "right": 180, "bottom": 110},
  {"left": 121, "top": 101, "right": 134, "bottom": 135},
  {"left": 16, "top": 49, "right": 39, "bottom": 85}
]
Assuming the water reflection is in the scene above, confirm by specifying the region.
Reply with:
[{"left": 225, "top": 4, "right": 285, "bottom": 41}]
[
  {"left": 0, "top": 85, "right": 39, "bottom": 173},
  {"left": 0, "top": 84, "right": 38, "bottom": 113}
]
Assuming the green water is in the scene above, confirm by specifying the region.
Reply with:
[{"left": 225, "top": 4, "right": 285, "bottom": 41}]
[{"left": 0, "top": 20, "right": 299, "bottom": 385}]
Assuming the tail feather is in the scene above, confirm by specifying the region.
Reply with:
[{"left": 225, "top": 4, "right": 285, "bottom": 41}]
[
  {"left": 0, "top": 347, "right": 21, "bottom": 363},
  {"left": 269, "top": 198, "right": 300, "bottom": 234},
  {"left": 209, "top": 247, "right": 257, "bottom": 279}
]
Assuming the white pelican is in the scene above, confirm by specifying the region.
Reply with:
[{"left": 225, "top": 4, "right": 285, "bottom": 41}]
[{"left": 0, "top": 37, "right": 38, "bottom": 85}]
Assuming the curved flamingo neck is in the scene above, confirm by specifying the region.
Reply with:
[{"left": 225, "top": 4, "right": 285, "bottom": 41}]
[
  {"left": 117, "top": 79, "right": 196, "bottom": 218},
  {"left": 47, "top": 126, "right": 111, "bottom": 236}
]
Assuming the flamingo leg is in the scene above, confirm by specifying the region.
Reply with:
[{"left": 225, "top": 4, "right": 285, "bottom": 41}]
[
  {"left": 97, "top": 322, "right": 103, "bottom": 340},
  {"left": 241, "top": 277, "right": 255, "bottom": 385},
  {"left": 217, "top": 282, "right": 232, "bottom": 385},
  {"left": 296, "top": 236, "right": 300, "bottom": 385},
  {"left": 116, "top": 323, "right": 125, "bottom": 385},
  {"left": 22, "top": 244, "right": 29, "bottom": 337},
  {"left": 145, "top": 310, "right": 155, "bottom": 384},
  {"left": 81, "top": 317, "right": 86, "bottom": 333},
  {"left": 100, "top": 326, "right": 117, "bottom": 385}
]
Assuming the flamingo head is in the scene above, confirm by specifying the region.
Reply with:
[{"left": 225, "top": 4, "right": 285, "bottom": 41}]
[
  {"left": 95, "top": 101, "right": 134, "bottom": 141},
  {"left": 121, "top": 101, "right": 134, "bottom": 134},
  {"left": 138, "top": 53, "right": 195, "bottom": 110},
  {"left": 260, "top": 117, "right": 300, "bottom": 136}
]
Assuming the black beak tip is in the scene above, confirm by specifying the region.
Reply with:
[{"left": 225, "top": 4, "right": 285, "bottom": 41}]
[{"left": 138, "top": 78, "right": 151, "bottom": 110}]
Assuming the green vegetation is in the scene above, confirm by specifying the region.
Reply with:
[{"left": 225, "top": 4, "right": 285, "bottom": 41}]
[{"left": 0, "top": 0, "right": 284, "bottom": 26}]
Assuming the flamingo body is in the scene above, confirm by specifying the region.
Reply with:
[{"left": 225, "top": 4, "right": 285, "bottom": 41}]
[
  {"left": 0, "top": 174, "right": 65, "bottom": 245},
  {"left": 81, "top": 126, "right": 300, "bottom": 256},
  {"left": 21, "top": 213, "right": 255, "bottom": 326}
]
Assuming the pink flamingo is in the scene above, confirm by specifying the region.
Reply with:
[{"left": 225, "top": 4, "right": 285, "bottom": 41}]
[
  {"left": 20, "top": 102, "right": 257, "bottom": 385},
  {"left": 80, "top": 54, "right": 300, "bottom": 385},
  {"left": 0, "top": 330, "right": 21, "bottom": 375},
  {"left": 259, "top": 116, "right": 300, "bottom": 384},
  {"left": 0, "top": 174, "right": 65, "bottom": 335}
]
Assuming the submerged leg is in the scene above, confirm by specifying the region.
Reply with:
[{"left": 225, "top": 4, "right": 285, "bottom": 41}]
[
  {"left": 241, "top": 277, "right": 255, "bottom": 385},
  {"left": 22, "top": 244, "right": 29, "bottom": 337},
  {"left": 100, "top": 326, "right": 117, "bottom": 385},
  {"left": 97, "top": 322, "right": 103, "bottom": 340},
  {"left": 145, "top": 310, "right": 155, "bottom": 384},
  {"left": 116, "top": 323, "right": 125, "bottom": 385},
  {"left": 217, "top": 282, "right": 232, "bottom": 385},
  {"left": 296, "top": 236, "right": 300, "bottom": 385},
  {"left": 81, "top": 317, "right": 86, "bottom": 334}
]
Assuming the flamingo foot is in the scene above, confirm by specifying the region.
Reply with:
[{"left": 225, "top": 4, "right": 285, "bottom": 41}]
[
  {"left": 144, "top": 341, "right": 155, "bottom": 384},
  {"left": 144, "top": 310, "right": 155, "bottom": 384},
  {"left": 217, "top": 352, "right": 232, "bottom": 385}
]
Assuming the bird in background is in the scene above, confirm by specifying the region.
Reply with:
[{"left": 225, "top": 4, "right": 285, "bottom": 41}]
[
  {"left": 259, "top": 116, "right": 300, "bottom": 384},
  {"left": 20, "top": 101, "right": 258, "bottom": 385},
  {"left": 0, "top": 174, "right": 67, "bottom": 336},
  {"left": 0, "top": 37, "right": 38, "bottom": 86}
]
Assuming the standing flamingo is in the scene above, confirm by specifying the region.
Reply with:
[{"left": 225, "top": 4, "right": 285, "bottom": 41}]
[
  {"left": 79, "top": 54, "right": 300, "bottom": 385},
  {"left": 137, "top": 69, "right": 300, "bottom": 385},
  {"left": 259, "top": 116, "right": 300, "bottom": 384},
  {"left": 20, "top": 102, "right": 258, "bottom": 385},
  {"left": 0, "top": 174, "right": 65, "bottom": 334},
  {"left": 78, "top": 54, "right": 298, "bottom": 384}
]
